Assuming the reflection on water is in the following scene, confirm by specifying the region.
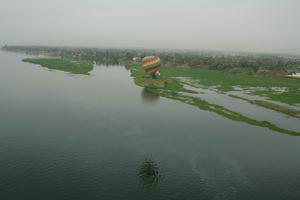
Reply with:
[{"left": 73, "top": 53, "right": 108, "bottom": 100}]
[
  {"left": 138, "top": 159, "right": 161, "bottom": 187},
  {"left": 141, "top": 88, "right": 160, "bottom": 105}
]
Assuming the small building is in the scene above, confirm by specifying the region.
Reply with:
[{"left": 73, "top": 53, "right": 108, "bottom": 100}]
[
  {"left": 286, "top": 72, "right": 300, "bottom": 78},
  {"left": 132, "top": 57, "right": 141, "bottom": 61}
]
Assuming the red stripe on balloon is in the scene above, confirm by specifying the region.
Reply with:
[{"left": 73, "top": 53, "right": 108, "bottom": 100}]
[{"left": 146, "top": 65, "right": 160, "bottom": 73}]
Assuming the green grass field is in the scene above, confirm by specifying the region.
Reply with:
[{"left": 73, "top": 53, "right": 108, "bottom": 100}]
[
  {"left": 22, "top": 58, "right": 94, "bottom": 75},
  {"left": 127, "top": 61, "right": 300, "bottom": 105}
]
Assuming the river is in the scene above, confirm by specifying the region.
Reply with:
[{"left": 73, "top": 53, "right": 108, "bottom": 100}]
[{"left": 0, "top": 50, "right": 299, "bottom": 199}]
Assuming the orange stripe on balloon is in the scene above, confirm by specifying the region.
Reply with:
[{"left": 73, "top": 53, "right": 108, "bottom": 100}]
[{"left": 146, "top": 65, "right": 160, "bottom": 73}]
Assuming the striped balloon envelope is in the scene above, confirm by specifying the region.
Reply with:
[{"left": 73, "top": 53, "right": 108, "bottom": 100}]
[{"left": 141, "top": 56, "right": 161, "bottom": 75}]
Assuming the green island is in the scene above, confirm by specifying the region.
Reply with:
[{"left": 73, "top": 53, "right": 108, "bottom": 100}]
[
  {"left": 22, "top": 58, "right": 94, "bottom": 75},
  {"left": 127, "top": 61, "right": 300, "bottom": 136}
]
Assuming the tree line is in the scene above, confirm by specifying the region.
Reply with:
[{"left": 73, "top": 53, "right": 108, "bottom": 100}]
[{"left": 3, "top": 45, "right": 300, "bottom": 76}]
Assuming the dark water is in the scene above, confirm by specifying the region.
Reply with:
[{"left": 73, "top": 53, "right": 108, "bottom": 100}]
[{"left": 0, "top": 50, "right": 299, "bottom": 200}]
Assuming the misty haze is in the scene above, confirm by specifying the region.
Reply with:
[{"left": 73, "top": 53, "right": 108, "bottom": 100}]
[{"left": 0, "top": 0, "right": 300, "bottom": 200}]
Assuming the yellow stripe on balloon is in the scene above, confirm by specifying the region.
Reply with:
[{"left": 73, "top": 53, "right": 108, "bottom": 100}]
[{"left": 142, "top": 59, "right": 160, "bottom": 68}]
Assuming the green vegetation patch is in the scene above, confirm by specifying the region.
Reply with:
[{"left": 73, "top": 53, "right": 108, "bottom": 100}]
[
  {"left": 250, "top": 88, "right": 300, "bottom": 105},
  {"left": 22, "top": 57, "right": 94, "bottom": 75},
  {"left": 129, "top": 61, "right": 300, "bottom": 136},
  {"left": 229, "top": 95, "right": 300, "bottom": 118},
  {"left": 131, "top": 63, "right": 300, "bottom": 105},
  {"left": 158, "top": 66, "right": 300, "bottom": 105},
  {"left": 161, "top": 67, "right": 298, "bottom": 89}
]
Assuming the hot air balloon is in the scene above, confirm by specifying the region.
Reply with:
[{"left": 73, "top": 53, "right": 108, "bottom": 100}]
[{"left": 141, "top": 56, "right": 161, "bottom": 78}]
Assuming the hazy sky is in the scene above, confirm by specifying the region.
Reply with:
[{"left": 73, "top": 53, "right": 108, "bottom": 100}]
[{"left": 1, "top": 0, "right": 299, "bottom": 54}]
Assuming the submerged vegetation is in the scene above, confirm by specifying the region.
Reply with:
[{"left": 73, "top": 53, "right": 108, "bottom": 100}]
[
  {"left": 22, "top": 58, "right": 93, "bottom": 75},
  {"left": 138, "top": 159, "right": 161, "bottom": 187}
]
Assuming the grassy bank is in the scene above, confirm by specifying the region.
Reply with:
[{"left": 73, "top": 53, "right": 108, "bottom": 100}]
[
  {"left": 22, "top": 58, "right": 94, "bottom": 75},
  {"left": 128, "top": 61, "right": 300, "bottom": 136}
]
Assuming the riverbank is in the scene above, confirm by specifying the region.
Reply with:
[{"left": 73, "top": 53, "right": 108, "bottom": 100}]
[
  {"left": 22, "top": 57, "right": 94, "bottom": 75},
  {"left": 128, "top": 61, "right": 300, "bottom": 136}
]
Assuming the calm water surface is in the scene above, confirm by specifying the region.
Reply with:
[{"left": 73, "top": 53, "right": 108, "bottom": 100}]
[{"left": 0, "top": 51, "right": 299, "bottom": 200}]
